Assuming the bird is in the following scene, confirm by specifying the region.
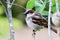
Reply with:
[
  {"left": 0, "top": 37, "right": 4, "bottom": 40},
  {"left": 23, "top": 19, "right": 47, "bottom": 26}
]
[
  {"left": 24, "top": 9, "right": 48, "bottom": 32},
  {"left": 24, "top": 9, "right": 57, "bottom": 35},
  {"left": 52, "top": 12, "right": 60, "bottom": 36},
  {"left": 24, "top": 9, "right": 48, "bottom": 40}
]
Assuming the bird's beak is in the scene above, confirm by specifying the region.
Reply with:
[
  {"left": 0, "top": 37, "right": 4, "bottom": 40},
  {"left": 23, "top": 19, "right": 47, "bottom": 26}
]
[
  {"left": 24, "top": 12, "right": 26, "bottom": 15},
  {"left": 24, "top": 11, "right": 27, "bottom": 15},
  {"left": 24, "top": 10, "right": 29, "bottom": 15}
]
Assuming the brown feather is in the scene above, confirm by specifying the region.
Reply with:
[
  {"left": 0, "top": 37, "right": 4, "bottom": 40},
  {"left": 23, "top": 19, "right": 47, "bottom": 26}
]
[{"left": 32, "top": 17, "right": 48, "bottom": 27}]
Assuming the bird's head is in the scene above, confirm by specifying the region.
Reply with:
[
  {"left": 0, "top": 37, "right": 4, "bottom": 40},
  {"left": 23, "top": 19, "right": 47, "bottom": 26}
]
[
  {"left": 24, "top": 9, "right": 35, "bottom": 15},
  {"left": 24, "top": 9, "right": 35, "bottom": 18},
  {"left": 24, "top": 7, "right": 35, "bottom": 15}
]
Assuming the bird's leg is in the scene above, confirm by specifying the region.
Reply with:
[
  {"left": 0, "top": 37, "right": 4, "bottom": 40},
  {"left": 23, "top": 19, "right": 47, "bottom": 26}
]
[{"left": 32, "top": 30, "right": 36, "bottom": 40}]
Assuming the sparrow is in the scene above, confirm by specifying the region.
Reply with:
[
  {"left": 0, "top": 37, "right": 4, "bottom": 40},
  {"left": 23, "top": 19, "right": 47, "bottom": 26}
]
[
  {"left": 52, "top": 12, "right": 60, "bottom": 36},
  {"left": 24, "top": 9, "right": 57, "bottom": 34},
  {"left": 25, "top": 9, "right": 47, "bottom": 29}
]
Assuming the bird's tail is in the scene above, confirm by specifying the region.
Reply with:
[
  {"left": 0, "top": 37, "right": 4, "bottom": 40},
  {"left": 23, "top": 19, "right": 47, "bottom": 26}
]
[
  {"left": 51, "top": 26, "right": 57, "bottom": 33},
  {"left": 45, "top": 25, "right": 57, "bottom": 33}
]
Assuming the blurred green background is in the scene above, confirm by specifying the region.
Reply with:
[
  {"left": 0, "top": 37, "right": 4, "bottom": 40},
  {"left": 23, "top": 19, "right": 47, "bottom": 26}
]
[
  {"left": 0, "top": 0, "right": 28, "bottom": 37},
  {"left": 0, "top": 0, "right": 60, "bottom": 39}
]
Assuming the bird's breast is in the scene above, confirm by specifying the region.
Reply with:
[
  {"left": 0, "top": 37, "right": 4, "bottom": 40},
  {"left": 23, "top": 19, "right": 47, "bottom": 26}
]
[{"left": 25, "top": 17, "right": 43, "bottom": 30}]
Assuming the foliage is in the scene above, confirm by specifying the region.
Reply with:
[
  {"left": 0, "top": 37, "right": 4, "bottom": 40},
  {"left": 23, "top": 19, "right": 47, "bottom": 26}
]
[
  {"left": 0, "top": 5, "right": 4, "bottom": 15},
  {"left": 35, "top": 0, "right": 48, "bottom": 15},
  {"left": 26, "top": 0, "right": 35, "bottom": 10},
  {"left": 52, "top": 0, "right": 60, "bottom": 6},
  {"left": 0, "top": 0, "right": 28, "bottom": 37},
  {"left": 26, "top": 0, "right": 60, "bottom": 16}
]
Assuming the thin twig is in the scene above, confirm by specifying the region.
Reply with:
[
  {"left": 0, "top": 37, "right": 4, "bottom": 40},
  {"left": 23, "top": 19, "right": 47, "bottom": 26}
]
[
  {"left": 6, "top": 2, "right": 26, "bottom": 10},
  {"left": 0, "top": 1, "right": 8, "bottom": 17},
  {"left": 11, "top": 0, "right": 15, "bottom": 5},
  {"left": 48, "top": 0, "right": 52, "bottom": 40},
  {"left": 10, "top": 0, "right": 15, "bottom": 7},
  {"left": 0, "top": 0, "right": 26, "bottom": 16},
  {"left": 12, "top": 3, "right": 26, "bottom": 10},
  {"left": 55, "top": 0, "right": 59, "bottom": 12}
]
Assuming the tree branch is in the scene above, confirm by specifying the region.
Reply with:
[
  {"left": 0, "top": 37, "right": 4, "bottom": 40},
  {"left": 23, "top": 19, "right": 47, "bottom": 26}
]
[
  {"left": 6, "top": 0, "right": 15, "bottom": 40},
  {"left": 10, "top": 0, "right": 15, "bottom": 7},
  {"left": 48, "top": 0, "right": 52, "bottom": 40}
]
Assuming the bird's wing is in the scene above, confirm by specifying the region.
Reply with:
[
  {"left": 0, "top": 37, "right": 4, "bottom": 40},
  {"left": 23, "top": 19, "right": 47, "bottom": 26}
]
[
  {"left": 32, "top": 13, "right": 42, "bottom": 19},
  {"left": 32, "top": 14, "right": 48, "bottom": 27}
]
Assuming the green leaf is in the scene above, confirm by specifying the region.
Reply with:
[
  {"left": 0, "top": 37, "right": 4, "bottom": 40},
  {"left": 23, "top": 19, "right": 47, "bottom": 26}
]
[
  {"left": 35, "top": 0, "right": 48, "bottom": 15},
  {"left": 58, "top": 0, "right": 60, "bottom": 2},
  {"left": 52, "top": 0, "right": 60, "bottom": 6},
  {"left": 52, "top": 0, "right": 55, "bottom": 6},
  {"left": 51, "top": 6, "right": 56, "bottom": 13},
  {"left": 26, "top": 0, "right": 35, "bottom": 10},
  {"left": 42, "top": 11, "right": 48, "bottom": 15},
  {"left": 52, "top": 0, "right": 60, "bottom": 13}
]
